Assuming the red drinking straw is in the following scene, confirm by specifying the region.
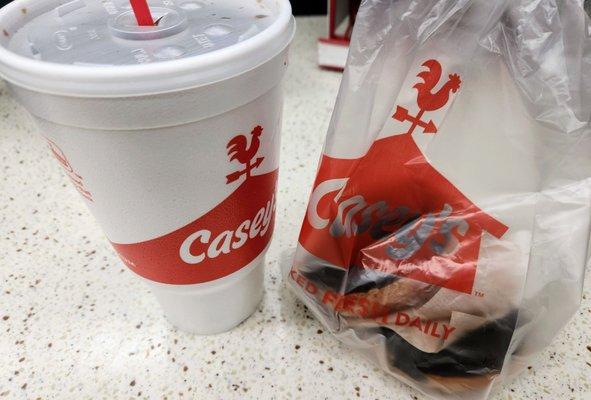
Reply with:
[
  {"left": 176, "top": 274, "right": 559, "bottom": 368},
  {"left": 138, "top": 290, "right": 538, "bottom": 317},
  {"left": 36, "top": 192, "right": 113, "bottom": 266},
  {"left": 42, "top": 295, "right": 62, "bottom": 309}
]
[{"left": 130, "top": 0, "right": 155, "bottom": 26}]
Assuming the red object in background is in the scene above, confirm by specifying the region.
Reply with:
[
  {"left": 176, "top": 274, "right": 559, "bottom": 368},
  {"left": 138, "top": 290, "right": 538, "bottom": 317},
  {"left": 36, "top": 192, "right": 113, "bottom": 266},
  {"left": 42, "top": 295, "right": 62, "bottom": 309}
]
[
  {"left": 318, "top": 0, "right": 361, "bottom": 70},
  {"left": 130, "top": 0, "right": 155, "bottom": 26}
]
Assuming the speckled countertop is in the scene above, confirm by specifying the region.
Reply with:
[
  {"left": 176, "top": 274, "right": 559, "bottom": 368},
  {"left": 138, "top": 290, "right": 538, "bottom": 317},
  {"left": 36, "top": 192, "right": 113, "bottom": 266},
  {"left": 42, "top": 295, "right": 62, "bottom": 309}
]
[{"left": 0, "top": 17, "right": 590, "bottom": 400}]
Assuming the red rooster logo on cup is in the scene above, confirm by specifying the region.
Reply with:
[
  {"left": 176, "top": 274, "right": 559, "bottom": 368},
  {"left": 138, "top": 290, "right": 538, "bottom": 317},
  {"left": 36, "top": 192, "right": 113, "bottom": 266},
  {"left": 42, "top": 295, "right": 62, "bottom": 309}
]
[
  {"left": 393, "top": 59, "right": 462, "bottom": 135},
  {"left": 226, "top": 125, "right": 265, "bottom": 184}
]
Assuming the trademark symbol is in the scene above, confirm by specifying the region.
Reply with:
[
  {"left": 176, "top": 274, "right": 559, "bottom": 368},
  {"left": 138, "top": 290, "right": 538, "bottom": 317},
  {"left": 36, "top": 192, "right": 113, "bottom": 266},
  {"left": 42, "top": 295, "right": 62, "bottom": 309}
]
[{"left": 474, "top": 291, "right": 485, "bottom": 298}]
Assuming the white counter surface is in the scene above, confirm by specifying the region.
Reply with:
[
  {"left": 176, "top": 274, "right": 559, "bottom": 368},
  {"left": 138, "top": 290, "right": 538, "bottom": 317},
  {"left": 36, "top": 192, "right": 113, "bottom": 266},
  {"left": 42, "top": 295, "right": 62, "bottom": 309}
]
[{"left": 0, "top": 17, "right": 590, "bottom": 400}]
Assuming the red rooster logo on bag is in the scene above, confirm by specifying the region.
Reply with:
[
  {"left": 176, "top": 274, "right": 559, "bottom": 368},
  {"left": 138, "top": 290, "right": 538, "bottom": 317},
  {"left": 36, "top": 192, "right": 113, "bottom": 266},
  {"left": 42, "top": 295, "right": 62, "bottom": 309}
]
[
  {"left": 393, "top": 59, "right": 461, "bottom": 135},
  {"left": 226, "top": 125, "right": 265, "bottom": 183},
  {"left": 298, "top": 58, "right": 508, "bottom": 295}
]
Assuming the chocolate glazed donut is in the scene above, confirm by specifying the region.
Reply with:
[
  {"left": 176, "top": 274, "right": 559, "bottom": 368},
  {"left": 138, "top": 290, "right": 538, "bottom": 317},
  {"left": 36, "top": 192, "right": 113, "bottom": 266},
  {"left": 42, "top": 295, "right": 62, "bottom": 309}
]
[
  {"left": 375, "top": 311, "right": 518, "bottom": 389},
  {"left": 301, "top": 264, "right": 518, "bottom": 387}
]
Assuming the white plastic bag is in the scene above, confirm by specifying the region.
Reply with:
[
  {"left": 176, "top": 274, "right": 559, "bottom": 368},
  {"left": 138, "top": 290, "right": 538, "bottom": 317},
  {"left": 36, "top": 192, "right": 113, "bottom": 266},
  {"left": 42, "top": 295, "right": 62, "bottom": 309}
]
[{"left": 288, "top": 1, "right": 591, "bottom": 398}]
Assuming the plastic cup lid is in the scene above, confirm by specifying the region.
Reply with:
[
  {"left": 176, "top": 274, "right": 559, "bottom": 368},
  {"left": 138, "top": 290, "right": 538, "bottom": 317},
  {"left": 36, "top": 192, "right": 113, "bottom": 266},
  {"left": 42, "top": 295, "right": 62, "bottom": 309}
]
[{"left": 0, "top": 0, "right": 295, "bottom": 96}]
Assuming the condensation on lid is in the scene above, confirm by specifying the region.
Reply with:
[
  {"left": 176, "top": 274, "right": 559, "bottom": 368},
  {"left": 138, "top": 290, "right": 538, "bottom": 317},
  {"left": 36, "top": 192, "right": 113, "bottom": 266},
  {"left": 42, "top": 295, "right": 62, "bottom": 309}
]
[{"left": 8, "top": 0, "right": 277, "bottom": 65}]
